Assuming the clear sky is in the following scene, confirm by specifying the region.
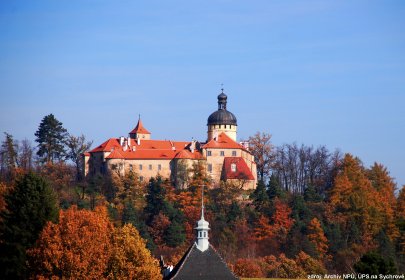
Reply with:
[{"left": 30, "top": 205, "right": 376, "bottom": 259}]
[{"left": 1, "top": 1, "right": 404, "bottom": 189}]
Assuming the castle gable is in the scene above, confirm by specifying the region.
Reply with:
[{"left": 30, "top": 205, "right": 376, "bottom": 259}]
[{"left": 203, "top": 132, "right": 245, "bottom": 150}]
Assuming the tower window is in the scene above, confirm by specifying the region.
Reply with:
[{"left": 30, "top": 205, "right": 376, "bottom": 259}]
[
  {"left": 139, "top": 164, "right": 143, "bottom": 170},
  {"left": 204, "top": 232, "right": 207, "bottom": 238},
  {"left": 231, "top": 163, "right": 237, "bottom": 172},
  {"left": 208, "top": 164, "right": 212, "bottom": 173},
  {"left": 158, "top": 164, "right": 162, "bottom": 171},
  {"left": 207, "top": 151, "right": 212, "bottom": 156},
  {"left": 149, "top": 164, "right": 152, "bottom": 170},
  {"left": 220, "top": 151, "right": 225, "bottom": 156},
  {"left": 232, "top": 150, "right": 237, "bottom": 156}
]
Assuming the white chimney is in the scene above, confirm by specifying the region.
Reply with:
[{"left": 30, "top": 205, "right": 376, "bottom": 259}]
[
  {"left": 137, "top": 137, "right": 141, "bottom": 145},
  {"left": 119, "top": 136, "right": 124, "bottom": 146}
]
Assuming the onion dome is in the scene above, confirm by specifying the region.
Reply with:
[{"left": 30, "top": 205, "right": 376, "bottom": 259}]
[{"left": 207, "top": 90, "right": 237, "bottom": 126}]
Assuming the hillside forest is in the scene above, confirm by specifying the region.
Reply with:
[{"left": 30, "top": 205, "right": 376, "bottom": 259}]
[{"left": 0, "top": 114, "right": 404, "bottom": 279}]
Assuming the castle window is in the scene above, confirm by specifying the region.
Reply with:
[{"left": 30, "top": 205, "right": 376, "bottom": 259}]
[
  {"left": 232, "top": 150, "right": 237, "bottom": 156},
  {"left": 111, "top": 164, "right": 117, "bottom": 170},
  {"left": 219, "top": 125, "right": 221, "bottom": 129},
  {"left": 158, "top": 164, "right": 162, "bottom": 171},
  {"left": 207, "top": 151, "right": 212, "bottom": 156},
  {"left": 139, "top": 164, "right": 143, "bottom": 170},
  {"left": 208, "top": 164, "right": 212, "bottom": 173},
  {"left": 204, "top": 232, "right": 207, "bottom": 238},
  {"left": 139, "top": 176, "right": 144, "bottom": 182},
  {"left": 149, "top": 164, "right": 152, "bottom": 170},
  {"left": 129, "top": 164, "right": 133, "bottom": 171},
  {"left": 231, "top": 163, "right": 237, "bottom": 172},
  {"left": 220, "top": 151, "right": 225, "bottom": 156}
]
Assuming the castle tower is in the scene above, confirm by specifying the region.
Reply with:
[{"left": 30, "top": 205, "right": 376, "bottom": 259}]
[
  {"left": 207, "top": 90, "right": 238, "bottom": 141},
  {"left": 129, "top": 116, "right": 151, "bottom": 140}
]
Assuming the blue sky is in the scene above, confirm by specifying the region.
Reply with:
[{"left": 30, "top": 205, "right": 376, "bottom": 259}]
[{"left": 1, "top": 1, "right": 404, "bottom": 188}]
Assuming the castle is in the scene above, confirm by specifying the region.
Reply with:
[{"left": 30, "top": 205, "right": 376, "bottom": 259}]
[{"left": 84, "top": 91, "right": 257, "bottom": 189}]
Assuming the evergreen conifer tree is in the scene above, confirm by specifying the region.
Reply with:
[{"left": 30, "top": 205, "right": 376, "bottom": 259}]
[
  {"left": 0, "top": 172, "right": 59, "bottom": 278},
  {"left": 35, "top": 114, "right": 68, "bottom": 163}
]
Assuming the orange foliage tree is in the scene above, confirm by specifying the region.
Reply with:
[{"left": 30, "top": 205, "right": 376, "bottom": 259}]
[
  {"left": 28, "top": 205, "right": 162, "bottom": 279},
  {"left": 28, "top": 205, "right": 113, "bottom": 279},
  {"left": 233, "top": 258, "right": 264, "bottom": 278},
  {"left": 326, "top": 154, "right": 385, "bottom": 250},
  {"left": 367, "top": 163, "right": 399, "bottom": 241},
  {"left": 307, "top": 217, "right": 329, "bottom": 259}
]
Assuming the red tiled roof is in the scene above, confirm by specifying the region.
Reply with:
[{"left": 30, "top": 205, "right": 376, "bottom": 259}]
[
  {"left": 89, "top": 138, "right": 121, "bottom": 153},
  {"left": 174, "top": 149, "right": 204, "bottom": 160},
  {"left": 129, "top": 119, "right": 151, "bottom": 135},
  {"left": 90, "top": 138, "right": 204, "bottom": 160},
  {"left": 222, "top": 157, "right": 255, "bottom": 180},
  {"left": 202, "top": 132, "right": 246, "bottom": 150}
]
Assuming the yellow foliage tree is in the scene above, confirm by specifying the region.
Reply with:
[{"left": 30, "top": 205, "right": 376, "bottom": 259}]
[{"left": 107, "top": 224, "right": 162, "bottom": 280}]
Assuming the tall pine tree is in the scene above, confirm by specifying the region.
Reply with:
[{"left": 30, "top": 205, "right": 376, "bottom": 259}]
[{"left": 35, "top": 114, "right": 68, "bottom": 163}]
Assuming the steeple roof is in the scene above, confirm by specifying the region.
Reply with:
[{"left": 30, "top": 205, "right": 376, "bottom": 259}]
[
  {"left": 166, "top": 244, "right": 238, "bottom": 280},
  {"left": 165, "top": 187, "right": 238, "bottom": 279},
  {"left": 129, "top": 118, "right": 151, "bottom": 135}
]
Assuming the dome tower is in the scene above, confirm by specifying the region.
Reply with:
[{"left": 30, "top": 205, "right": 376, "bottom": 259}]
[{"left": 207, "top": 90, "right": 237, "bottom": 141}]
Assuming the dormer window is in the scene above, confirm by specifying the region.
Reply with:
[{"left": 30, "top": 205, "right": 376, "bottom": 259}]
[{"left": 231, "top": 163, "right": 237, "bottom": 172}]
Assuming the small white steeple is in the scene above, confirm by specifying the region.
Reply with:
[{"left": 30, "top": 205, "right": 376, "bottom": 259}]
[{"left": 195, "top": 186, "right": 210, "bottom": 252}]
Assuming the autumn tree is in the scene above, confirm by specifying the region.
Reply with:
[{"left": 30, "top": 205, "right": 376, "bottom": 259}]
[
  {"left": 35, "top": 113, "right": 68, "bottom": 163},
  {"left": 0, "top": 172, "right": 59, "bottom": 279},
  {"left": 295, "top": 251, "right": 327, "bottom": 275},
  {"left": 307, "top": 217, "right": 329, "bottom": 259},
  {"left": 107, "top": 223, "right": 162, "bottom": 280},
  {"left": 66, "top": 133, "right": 92, "bottom": 181},
  {"left": 397, "top": 186, "right": 405, "bottom": 258},
  {"left": 246, "top": 131, "right": 273, "bottom": 181},
  {"left": 233, "top": 258, "right": 263, "bottom": 278},
  {"left": 326, "top": 154, "right": 386, "bottom": 271},
  {"left": 28, "top": 205, "right": 114, "bottom": 279}
]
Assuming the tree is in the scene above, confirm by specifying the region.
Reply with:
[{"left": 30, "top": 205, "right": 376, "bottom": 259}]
[
  {"left": 18, "top": 138, "right": 34, "bottom": 171},
  {"left": 367, "top": 163, "right": 399, "bottom": 241},
  {"left": 0, "top": 132, "right": 18, "bottom": 181},
  {"left": 295, "top": 251, "right": 327, "bottom": 275},
  {"left": 107, "top": 224, "right": 162, "bottom": 280},
  {"left": 234, "top": 258, "right": 264, "bottom": 278},
  {"left": 354, "top": 251, "right": 397, "bottom": 275},
  {"left": 246, "top": 131, "right": 274, "bottom": 182},
  {"left": 66, "top": 133, "right": 92, "bottom": 181},
  {"left": 0, "top": 172, "right": 59, "bottom": 279},
  {"left": 250, "top": 180, "right": 270, "bottom": 213},
  {"left": 307, "top": 218, "right": 329, "bottom": 259},
  {"left": 27, "top": 205, "right": 114, "bottom": 279},
  {"left": 35, "top": 113, "right": 68, "bottom": 163}
]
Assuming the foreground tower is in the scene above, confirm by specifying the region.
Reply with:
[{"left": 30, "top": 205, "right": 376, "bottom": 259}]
[{"left": 207, "top": 90, "right": 238, "bottom": 141}]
